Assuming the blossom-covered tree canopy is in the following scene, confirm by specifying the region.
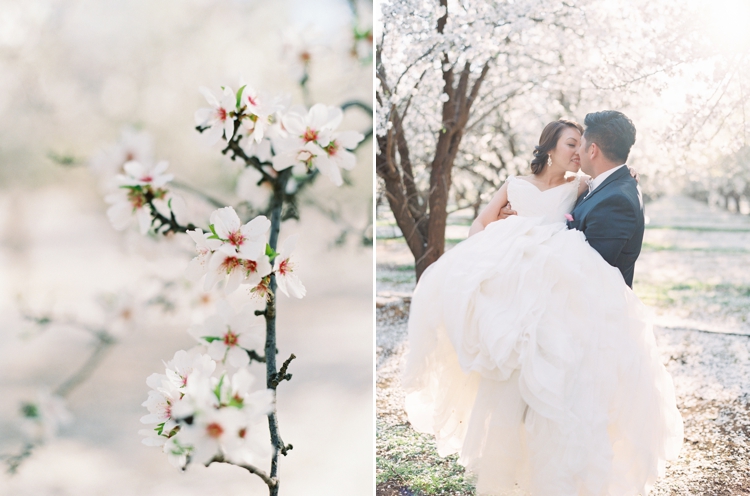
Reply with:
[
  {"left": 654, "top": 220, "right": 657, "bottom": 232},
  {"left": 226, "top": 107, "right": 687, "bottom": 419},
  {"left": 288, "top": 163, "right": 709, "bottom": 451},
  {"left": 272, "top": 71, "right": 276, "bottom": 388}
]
[{"left": 377, "top": 0, "right": 748, "bottom": 275}]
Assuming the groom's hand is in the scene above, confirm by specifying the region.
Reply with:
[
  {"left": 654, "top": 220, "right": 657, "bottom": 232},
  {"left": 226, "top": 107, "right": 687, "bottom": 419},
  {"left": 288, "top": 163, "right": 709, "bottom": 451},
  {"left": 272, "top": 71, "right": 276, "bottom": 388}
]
[{"left": 497, "top": 204, "right": 517, "bottom": 219}]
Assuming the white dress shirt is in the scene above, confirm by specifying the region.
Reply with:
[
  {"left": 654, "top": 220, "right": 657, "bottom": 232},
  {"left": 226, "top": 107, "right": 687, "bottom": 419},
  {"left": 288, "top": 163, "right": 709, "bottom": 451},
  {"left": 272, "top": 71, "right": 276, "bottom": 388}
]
[{"left": 586, "top": 163, "right": 627, "bottom": 197}]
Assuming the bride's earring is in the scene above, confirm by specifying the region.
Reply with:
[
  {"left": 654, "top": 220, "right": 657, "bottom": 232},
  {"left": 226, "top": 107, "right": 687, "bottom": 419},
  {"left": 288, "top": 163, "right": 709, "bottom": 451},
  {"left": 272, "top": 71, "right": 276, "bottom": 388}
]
[{"left": 547, "top": 155, "right": 552, "bottom": 167}]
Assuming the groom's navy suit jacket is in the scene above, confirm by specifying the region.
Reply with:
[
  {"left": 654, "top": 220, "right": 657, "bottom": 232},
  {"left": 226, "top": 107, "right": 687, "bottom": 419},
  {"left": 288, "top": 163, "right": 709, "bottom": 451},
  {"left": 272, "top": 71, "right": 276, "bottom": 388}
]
[{"left": 566, "top": 166, "right": 644, "bottom": 288}]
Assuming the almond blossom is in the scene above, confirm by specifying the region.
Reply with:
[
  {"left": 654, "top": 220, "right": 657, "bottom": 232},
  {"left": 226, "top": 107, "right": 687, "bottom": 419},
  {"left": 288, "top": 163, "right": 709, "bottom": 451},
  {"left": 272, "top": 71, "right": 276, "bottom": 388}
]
[
  {"left": 163, "top": 349, "right": 217, "bottom": 390},
  {"left": 237, "top": 84, "right": 287, "bottom": 145},
  {"left": 202, "top": 207, "right": 273, "bottom": 294},
  {"left": 176, "top": 406, "right": 248, "bottom": 465},
  {"left": 106, "top": 188, "right": 153, "bottom": 234},
  {"left": 104, "top": 160, "right": 175, "bottom": 234},
  {"left": 172, "top": 368, "right": 274, "bottom": 466},
  {"left": 185, "top": 228, "right": 222, "bottom": 282},
  {"left": 195, "top": 86, "right": 238, "bottom": 146},
  {"left": 274, "top": 235, "right": 306, "bottom": 299},
  {"left": 117, "top": 160, "right": 174, "bottom": 188},
  {"left": 271, "top": 104, "right": 344, "bottom": 178},
  {"left": 316, "top": 130, "right": 365, "bottom": 186},
  {"left": 140, "top": 373, "right": 182, "bottom": 436},
  {"left": 189, "top": 300, "right": 263, "bottom": 368}
]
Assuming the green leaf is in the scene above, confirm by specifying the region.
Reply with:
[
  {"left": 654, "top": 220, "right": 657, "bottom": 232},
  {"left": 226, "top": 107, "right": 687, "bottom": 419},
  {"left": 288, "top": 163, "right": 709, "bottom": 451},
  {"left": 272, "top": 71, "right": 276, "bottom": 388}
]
[
  {"left": 202, "top": 336, "right": 222, "bottom": 343},
  {"left": 207, "top": 224, "right": 222, "bottom": 240},
  {"left": 155, "top": 422, "right": 166, "bottom": 436},
  {"left": 236, "top": 85, "right": 246, "bottom": 109},
  {"left": 265, "top": 244, "right": 278, "bottom": 259},
  {"left": 213, "top": 374, "right": 226, "bottom": 402},
  {"left": 168, "top": 197, "right": 173, "bottom": 210}
]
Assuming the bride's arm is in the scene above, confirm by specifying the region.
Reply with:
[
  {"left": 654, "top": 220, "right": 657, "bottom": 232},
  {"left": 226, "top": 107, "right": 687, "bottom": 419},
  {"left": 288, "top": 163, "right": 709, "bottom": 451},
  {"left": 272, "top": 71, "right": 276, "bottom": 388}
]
[{"left": 468, "top": 181, "right": 512, "bottom": 237}]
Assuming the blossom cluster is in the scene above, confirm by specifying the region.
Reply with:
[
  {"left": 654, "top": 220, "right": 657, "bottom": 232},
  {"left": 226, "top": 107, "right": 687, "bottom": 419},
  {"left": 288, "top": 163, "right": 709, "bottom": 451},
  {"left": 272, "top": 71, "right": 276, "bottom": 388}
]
[
  {"left": 95, "top": 84, "right": 364, "bottom": 237},
  {"left": 195, "top": 84, "right": 364, "bottom": 186},
  {"left": 185, "top": 206, "right": 305, "bottom": 298},
  {"left": 139, "top": 323, "right": 274, "bottom": 469},
  {"left": 105, "top": 161, "right": 187, "bottom": 235}
]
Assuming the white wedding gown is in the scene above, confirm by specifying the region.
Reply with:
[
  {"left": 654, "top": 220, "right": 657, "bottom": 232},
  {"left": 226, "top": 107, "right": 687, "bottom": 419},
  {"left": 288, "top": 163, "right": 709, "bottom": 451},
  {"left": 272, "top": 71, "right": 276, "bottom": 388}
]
[{"left": 402, "top": 175, "right": 683, "bottom": 496}]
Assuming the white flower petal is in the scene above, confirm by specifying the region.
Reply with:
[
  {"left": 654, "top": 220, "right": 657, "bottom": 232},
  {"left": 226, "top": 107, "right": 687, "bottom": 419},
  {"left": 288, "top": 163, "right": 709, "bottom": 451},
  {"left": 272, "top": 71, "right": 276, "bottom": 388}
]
[
  {"left": 207, "top": 341, "right": 227, "bottom": 361},
  {"left": 227, "top": 346, "right": 250, "bottom": 368},
  {"left": 199, "top": 86, "right": 220, "bottom": 108},
  {"left": 335, "top": 130, "right": 365, "bottom": 149},
  {"left": 136, "top": 207, "right": 152, "bottom": 234},
  {"left": 224, "top": 268, "right": 243, "bottom": 294}
]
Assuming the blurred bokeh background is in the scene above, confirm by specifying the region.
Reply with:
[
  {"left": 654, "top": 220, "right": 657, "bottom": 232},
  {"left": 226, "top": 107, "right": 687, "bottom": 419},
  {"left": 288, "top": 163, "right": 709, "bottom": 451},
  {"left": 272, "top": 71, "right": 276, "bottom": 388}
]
[{"left": 0, "top": 0, "right": 373, "bottom": 495}]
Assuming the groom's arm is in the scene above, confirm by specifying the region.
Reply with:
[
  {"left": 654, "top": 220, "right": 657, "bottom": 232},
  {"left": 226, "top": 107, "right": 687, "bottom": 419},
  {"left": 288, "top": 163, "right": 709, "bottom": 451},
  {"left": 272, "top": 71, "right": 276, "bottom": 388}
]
[{"left": 581, "top": 194, "right": 638, "bottom": 267}]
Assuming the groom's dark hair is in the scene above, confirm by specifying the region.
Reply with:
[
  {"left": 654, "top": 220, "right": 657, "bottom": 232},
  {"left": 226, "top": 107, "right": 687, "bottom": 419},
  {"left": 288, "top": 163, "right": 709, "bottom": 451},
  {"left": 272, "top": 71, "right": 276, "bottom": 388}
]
[{"left": 583, "top": 110, "right": 636, "bottom": 164}]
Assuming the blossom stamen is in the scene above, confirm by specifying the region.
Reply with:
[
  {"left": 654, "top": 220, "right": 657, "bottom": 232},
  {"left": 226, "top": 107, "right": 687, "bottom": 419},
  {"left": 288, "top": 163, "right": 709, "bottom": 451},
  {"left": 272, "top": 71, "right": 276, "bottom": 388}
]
[
  {"left": 220, "top": 256, "right": 242, "bottom": 274},
  {"left": 223, "top": 329, "right": 239, "bottom": 347},
  {"left": 227, "top": 230, "right": 246, "bottom": 247},
  {"left": 303, "top": 127, "right": 318, "bottom": 143},
  {"left": 206, "top": 422, "right": 224, "bottom": 439}
]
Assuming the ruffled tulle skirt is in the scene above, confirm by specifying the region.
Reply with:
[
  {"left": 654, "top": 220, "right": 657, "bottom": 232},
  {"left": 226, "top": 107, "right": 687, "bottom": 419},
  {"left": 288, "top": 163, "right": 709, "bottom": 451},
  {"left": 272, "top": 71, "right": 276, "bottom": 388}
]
[{"left": 402, "top": 216, "right": 683, "bottom": 496}]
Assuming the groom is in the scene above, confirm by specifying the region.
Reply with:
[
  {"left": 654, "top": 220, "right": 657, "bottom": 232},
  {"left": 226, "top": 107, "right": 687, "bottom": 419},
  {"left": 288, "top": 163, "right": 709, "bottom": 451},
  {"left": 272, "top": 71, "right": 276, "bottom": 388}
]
[
  {"left": 498, "top": 110, "right": 644, "bottom": 288},
  {"left": 567, "top": 110, "right": 643, "bottom": 288}
]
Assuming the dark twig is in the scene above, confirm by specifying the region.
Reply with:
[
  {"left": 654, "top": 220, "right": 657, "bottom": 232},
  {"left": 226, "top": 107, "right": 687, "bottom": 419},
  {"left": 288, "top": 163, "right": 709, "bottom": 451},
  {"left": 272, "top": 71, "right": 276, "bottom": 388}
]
[
  {"left": 2, "top": 444, "right": 34, "bottom": 474},
  {"left": 271, "top": 353, "right": 296, "bottom": 388},
  {"left": 247, "top": 349, "right": 266, "bottom": 363},
  {"left": 145, "top": 197, "right": 199, "bottom": 235},
  {"left": 207, "top": 455, "right": 278, "bottom": 489}
]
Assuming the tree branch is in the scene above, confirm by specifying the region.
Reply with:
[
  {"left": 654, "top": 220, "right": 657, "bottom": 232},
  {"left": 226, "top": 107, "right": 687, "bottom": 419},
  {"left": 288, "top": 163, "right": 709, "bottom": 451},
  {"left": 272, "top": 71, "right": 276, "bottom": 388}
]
[
  {"left": 171, "top": 180, "right": 226, "bottom": 209},
  {"left": 207, "top": 455, "right": 278, "bottom": 489},
  {"left": 271, "top": 353, "right": 295, "bottom": 387}
]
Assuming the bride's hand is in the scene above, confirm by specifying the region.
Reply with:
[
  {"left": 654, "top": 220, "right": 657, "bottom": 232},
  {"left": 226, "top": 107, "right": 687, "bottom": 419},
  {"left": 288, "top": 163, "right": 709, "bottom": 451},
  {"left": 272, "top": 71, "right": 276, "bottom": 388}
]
[
  {"left": 498, "top": 203, "right": 517, "bottom": 220},
  {"left": 628, "top": 166, "right": 640, "bottom": 183}
]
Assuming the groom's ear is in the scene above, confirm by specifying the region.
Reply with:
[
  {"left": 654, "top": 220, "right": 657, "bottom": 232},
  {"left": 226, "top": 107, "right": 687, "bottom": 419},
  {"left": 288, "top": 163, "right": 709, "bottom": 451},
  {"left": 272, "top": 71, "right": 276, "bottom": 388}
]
[{"left": 588, "top": 142, "right": 599, "bottom": 160}]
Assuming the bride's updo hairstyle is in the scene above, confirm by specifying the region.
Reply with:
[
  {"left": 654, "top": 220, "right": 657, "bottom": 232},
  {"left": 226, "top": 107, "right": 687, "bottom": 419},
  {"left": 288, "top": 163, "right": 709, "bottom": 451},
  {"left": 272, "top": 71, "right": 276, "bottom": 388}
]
[{"left": 530, "top": 119, "right": 584, "bottom": 175}]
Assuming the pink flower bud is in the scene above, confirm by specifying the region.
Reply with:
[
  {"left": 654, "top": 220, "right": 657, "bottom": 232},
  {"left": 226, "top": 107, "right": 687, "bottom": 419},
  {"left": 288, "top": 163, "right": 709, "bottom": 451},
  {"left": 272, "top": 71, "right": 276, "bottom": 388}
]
[{"left": 564, "top": 213, "right": 574, "bottom": 222}]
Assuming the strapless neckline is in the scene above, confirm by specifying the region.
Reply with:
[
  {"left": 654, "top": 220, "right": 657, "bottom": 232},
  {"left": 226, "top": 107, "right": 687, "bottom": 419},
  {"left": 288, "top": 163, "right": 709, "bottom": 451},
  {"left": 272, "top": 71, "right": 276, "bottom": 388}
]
[{"left": 512, "top": 176, "right": 576, "bottom": 194}]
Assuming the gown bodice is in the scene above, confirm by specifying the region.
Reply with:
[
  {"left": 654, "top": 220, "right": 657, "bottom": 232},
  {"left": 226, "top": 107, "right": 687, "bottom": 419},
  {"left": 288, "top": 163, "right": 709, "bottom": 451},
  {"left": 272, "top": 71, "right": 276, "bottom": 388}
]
[{"left": 506, "top": 175, "right": 580, "bottom": 225}]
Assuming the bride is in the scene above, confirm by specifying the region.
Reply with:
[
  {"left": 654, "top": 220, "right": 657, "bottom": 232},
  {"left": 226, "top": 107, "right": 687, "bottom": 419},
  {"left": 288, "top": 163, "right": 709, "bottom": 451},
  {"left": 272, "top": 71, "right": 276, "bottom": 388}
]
[{"left": 402, "top": 115, "right": 683, "bottom": 495}]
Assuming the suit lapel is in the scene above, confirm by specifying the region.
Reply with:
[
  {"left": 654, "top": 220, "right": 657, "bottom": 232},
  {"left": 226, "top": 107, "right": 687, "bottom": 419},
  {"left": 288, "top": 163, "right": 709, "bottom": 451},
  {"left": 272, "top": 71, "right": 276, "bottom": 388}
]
[{"left": 576, "top": 166, "right": 630, "bottom": 208}]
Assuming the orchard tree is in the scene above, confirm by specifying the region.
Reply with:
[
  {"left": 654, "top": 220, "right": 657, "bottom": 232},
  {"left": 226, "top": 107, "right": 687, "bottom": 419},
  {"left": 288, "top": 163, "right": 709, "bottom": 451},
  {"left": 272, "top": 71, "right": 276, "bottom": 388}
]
[{"left": 377, "top": 0, "right": 697, "bottom": 280}]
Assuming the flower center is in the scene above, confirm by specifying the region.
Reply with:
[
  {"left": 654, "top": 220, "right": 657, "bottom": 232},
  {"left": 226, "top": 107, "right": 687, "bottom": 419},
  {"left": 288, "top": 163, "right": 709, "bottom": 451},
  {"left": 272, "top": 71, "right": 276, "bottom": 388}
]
[
  {"left": 243, "top": 259, "right": 258, "bottom": 273},
  {"left": 223, "top": 329, "right": 239, "bottom": 347},
  {"left": 303, "top": 127, "right": 318, "bottom": 143},
  {"left": 227, "top": 230, "right": 245, "bottom": 247},
  {"left": 221, "top": 256, "right": 242, "bottom": 274},
  {"left": 127, "top": 189, "right": 146, "bottom": 209},
  {"left": 206, "top": 422, "right": 224, "bottom": 438},
  {"left": 278, "top": 258, "right": 291, "bottom": 275},
  {"left": 218, "top": 108, "right": 228, "bottom": 121},
  {"left": 324, "top": 141, "right": 338, "bottom": 156},
  {"left": 238, "top": 427, "right": 247, "bottom": 438}
]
